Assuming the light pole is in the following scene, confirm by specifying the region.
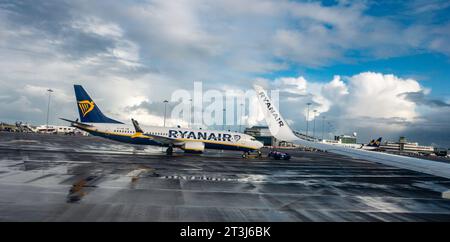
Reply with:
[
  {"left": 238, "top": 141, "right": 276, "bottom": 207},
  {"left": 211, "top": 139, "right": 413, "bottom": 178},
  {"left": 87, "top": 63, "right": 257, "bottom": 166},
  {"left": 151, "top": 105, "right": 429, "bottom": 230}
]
[
  {"left": 239, "top": 103, "right": 244, "bottom": 133},
  {"left": 222, "top": 108, "right": 226, "bottom": 131},
  {"left": 306, "top": 102, "right": 311, "bottom": 137},
  {"left": 322, "top": 116, "right": 326, "bottom": 141},
  {"left": 313, "top": 110, "right": 317, "bottom": 139},
  {"left": 46, "top": 89, "right": 54, "bottom": 130},
  {"left": 188, "top": 98, "right": 192, "bottom": 128},
  {"left": 327, "top": 121, "right": 333, "bottom": 140},
  {"left": 163, "top": 100, "right": 168, "bottom": 127}
]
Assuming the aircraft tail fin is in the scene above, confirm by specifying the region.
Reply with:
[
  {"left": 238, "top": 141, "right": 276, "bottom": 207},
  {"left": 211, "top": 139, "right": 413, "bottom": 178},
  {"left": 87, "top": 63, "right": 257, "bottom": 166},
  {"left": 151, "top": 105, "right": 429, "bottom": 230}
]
[
  {"left": 253, "top": 85, "right": 298, "bottom": 142},
  {"left": 74, "top": 85, "right": 123, "bottom": 124},
  {"left": 374, "top": 137, "right": 382, "bottom": 147}
]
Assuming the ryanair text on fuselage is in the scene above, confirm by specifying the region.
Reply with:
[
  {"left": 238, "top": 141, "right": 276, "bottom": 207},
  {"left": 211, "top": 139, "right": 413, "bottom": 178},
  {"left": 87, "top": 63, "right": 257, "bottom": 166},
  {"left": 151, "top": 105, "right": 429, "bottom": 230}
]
[{"left": 168, "top": 129, "right": 240, "bottom": 142}]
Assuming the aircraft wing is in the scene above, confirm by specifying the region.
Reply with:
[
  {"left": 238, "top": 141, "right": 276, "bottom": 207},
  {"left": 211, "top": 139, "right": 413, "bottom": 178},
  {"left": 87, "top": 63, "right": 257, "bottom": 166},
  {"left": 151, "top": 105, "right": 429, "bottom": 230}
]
[
  {"left": 142, "top": 134, "right": 177, "bottom": 145},
  {"left": 130, "top": 119, "right": 204, "bottom": 151},
  {"left": 286, "top": 137, "right": 450, "bottom": 179},
  {"left": 253, "top": 85, "right": 450, "bottom": 179},
  {"left": 130, "top": 118, "right": 177, "bottom": 145},
  {"left": 60, "top": 118, "right": 94, "bottom": 128}
]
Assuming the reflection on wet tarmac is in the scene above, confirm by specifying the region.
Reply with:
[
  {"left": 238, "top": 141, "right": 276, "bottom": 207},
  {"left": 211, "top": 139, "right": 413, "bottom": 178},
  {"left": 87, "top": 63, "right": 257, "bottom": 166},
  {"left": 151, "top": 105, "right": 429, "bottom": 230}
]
[
  {"left": 1, "top": 132, "right": 450, "bottom": 221},
  {"left": 127, "top": 166, "right": 159, "bottom": 186},
  {"left": 67, "top": 179, "right": 87, "bottom": 203}
]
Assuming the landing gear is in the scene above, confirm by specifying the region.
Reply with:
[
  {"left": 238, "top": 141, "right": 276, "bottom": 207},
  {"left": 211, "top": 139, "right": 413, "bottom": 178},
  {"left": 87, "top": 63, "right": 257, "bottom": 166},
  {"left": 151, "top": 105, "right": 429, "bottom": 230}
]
[
  {"left": 166, "top": 145, "right": 173, "bottom": 156},
  {"left": 242, "top": 151, "right": 250, "bottom": 159}
]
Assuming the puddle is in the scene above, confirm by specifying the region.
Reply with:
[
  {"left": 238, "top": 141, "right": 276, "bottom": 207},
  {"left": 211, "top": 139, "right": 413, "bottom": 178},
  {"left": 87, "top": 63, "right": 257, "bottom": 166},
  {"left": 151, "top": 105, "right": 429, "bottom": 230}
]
[
  {"left": 126, "top": 166, "right": 158, "bottom": 184},
  {"left": 66, "top": 175, "right": 100, "bottom": 203}
]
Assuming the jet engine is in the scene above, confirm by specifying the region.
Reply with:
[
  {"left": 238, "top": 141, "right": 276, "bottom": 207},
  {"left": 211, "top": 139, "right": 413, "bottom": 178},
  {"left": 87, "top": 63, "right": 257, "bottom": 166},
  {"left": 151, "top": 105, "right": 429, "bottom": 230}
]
[{"left": 181, "top": 141, "right": 205, "bottom": 153}]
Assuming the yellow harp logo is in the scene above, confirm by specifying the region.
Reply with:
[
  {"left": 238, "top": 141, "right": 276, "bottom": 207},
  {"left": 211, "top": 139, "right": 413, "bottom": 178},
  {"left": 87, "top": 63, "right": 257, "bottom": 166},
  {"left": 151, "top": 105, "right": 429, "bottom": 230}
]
[{"left": 78, "top": 100, "right": 95, "bottom": 117}]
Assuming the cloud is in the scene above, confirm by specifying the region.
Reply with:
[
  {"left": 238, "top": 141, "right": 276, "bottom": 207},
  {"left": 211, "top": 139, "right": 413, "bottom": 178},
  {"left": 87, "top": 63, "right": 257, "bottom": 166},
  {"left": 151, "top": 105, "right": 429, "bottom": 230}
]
[
  {"left": 401, "top": 91, "right": 450, "bottom": 108},
  {"left": 408, "top": 0, "right": 450, "bottom": 14},
  {"left": 398, "top": 97, "right": 450, "bottom": 147},
  {"left": 0, "top": 0, "right": 449, "bottom": 146},
  {"left": 124, "top": 106, "right": 189, "bottom": 128},
  {"left": 268, "top": 71, "right": 450, "bottom": 145},
  {"left": 322, "top": 75, "right": 349, "bottom": 100},
  {"left": 343, "top": 72, "right": 421, "bottom": 122},
  {"left": 273, "top": 76, "right": 308, "bottom": 96}
]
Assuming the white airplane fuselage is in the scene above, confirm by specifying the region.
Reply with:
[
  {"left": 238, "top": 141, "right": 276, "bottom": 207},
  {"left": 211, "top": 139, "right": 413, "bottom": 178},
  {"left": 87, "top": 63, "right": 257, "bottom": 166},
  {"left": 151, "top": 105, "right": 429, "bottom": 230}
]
[{"left": 73, "top": 122, "right": 264, "bottom": 152}]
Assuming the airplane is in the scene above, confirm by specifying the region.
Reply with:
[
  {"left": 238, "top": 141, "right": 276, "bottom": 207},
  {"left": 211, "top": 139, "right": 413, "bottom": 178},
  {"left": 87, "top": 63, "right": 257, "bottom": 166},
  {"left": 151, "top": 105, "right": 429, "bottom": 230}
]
[
  {"left": 321, "top": 136, "right": 383, "bottom": 150},
  {"left": 357, "top": 138, "right": 384, "bottom": 150},
  {"left": 61, "top": 85, "right": 263, "bottom": 155},
  {"left": 363, "top": 137, "right": 382, "bottom": 150},
  {"left": 369, "top": 137, "right": 382, "bottom": 147},
  {"left": 253, "top": 84, "right": 450, "bottom": 179},
  {"left": 348, "top": 137, "right": 383, "bottom": 150}
]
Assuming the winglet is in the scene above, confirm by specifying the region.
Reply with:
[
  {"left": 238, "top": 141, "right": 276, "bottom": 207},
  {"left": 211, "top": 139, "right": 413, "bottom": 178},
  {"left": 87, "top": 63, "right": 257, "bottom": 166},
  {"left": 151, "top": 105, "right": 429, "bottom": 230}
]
[
  {"left": 130, "top": 118, "right": 149, "bottom": 138},
  {"left": 131, "top": 118, "right": 144, "bottom": 133}
]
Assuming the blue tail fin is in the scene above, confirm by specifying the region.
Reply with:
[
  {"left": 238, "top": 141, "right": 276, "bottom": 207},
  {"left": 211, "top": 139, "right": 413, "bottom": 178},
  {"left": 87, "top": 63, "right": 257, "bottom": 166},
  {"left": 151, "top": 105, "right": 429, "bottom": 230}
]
[
  {"left": 74, "top": 85, "right": 123, "bottom": 124},
  {"left": 374, "top": 137, "right": 382, "bottom": 147}
]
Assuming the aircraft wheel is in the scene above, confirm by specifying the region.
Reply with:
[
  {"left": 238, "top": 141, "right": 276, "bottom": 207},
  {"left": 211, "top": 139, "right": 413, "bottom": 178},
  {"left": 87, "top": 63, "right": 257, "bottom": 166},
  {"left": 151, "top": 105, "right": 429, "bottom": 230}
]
[
  {"left": 166, "top": 146, "right": 173, "bottom": 156},
  {"left": 242, "top": 152, "right": 250, "bottom": 159}
]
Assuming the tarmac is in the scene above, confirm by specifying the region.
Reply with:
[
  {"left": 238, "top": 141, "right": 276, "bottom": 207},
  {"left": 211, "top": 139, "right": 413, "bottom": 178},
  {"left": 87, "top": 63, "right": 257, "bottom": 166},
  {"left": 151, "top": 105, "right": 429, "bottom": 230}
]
[{"left": 1, "top": 132, "right": 450, "bottom": 221}]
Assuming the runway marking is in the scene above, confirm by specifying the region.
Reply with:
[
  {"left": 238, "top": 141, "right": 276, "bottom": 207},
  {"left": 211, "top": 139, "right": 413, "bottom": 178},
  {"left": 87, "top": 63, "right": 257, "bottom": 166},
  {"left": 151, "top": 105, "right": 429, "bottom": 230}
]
[
  {"left": 0, "top": 181, "right": 447, "bottom": 202},
  {"left": 25, "top": 174, "right": 56, "bottom": 183}
]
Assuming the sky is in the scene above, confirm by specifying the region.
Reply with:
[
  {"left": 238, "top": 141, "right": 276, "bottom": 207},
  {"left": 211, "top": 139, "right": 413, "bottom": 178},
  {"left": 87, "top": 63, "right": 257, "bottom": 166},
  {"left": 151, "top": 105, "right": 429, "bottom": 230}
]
[{"left": 0, "top": 0, "right": 450, "bottom": 147}]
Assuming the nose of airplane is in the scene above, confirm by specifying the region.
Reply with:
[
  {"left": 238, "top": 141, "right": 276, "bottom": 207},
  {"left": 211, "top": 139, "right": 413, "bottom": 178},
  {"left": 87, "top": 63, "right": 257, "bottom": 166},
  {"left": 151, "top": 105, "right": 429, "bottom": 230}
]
[{"left": 256, "top": 140, "right": 264, "bottom": 149}]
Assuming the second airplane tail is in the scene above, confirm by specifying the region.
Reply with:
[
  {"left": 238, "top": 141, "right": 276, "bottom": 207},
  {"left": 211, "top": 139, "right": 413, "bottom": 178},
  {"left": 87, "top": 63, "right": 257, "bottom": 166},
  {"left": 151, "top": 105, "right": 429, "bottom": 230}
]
[
  {"left": 74, "top": 85, "right": 123, "bottom": 124},
  {"left": 253, "top": 85, "right": 298, "bottom": 142},
  {"left": 374, "top": 137, "right": 382, "bottom": 147},
  {"left": 368, "top": 137, "right": 382, "bottom": 147}
]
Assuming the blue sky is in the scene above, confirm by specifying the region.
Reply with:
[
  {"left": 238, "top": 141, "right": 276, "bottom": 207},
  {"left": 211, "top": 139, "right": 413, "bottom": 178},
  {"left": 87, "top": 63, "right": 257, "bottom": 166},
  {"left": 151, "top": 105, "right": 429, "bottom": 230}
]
[
  {"left": 267, "top": 53, "right": 450, "bottom": 97},
  {"left": 340, "top": 0, "right": 450, "bottom": 98},
  {"left": 265, "top": 0, "right": 450, "bottom": 98},
  {"left": 0, "top": 0, "right": 449, "bottom": 146}
]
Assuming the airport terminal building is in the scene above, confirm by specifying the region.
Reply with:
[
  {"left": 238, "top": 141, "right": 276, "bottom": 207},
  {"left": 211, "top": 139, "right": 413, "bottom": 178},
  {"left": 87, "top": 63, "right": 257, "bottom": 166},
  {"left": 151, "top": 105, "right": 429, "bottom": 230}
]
[
  {"left": 380, "top": 136, "right": 435, "bottom": 155},
  {"left": 244, "top": 126, "right": 296, "bottom": 147},
  {"left": 244, "top": 126, "right": 277, "bottom": 146}
]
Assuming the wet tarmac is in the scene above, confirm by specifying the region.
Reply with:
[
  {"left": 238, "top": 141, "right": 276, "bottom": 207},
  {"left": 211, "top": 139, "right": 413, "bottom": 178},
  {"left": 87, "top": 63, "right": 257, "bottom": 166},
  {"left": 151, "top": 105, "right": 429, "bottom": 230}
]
[{"left": 1, "top": 132, "right": 450, "bottom": 221}]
